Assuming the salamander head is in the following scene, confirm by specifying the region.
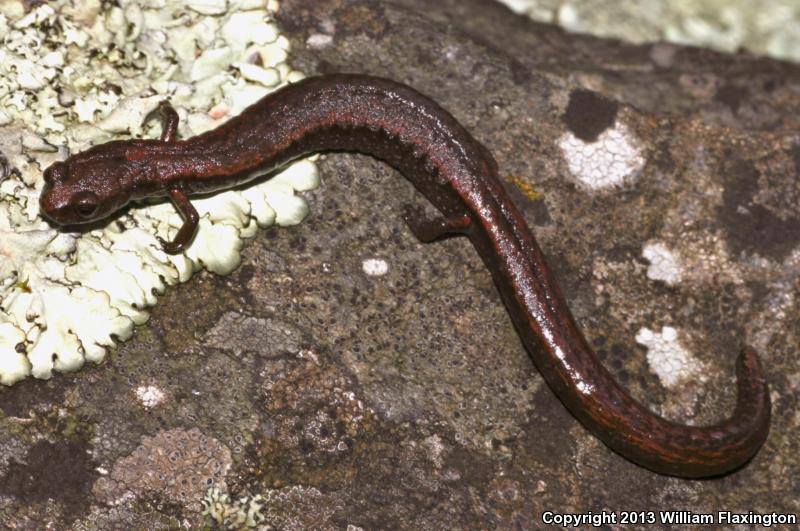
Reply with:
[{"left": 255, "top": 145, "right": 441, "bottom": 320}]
[{"left": 39, "top": 142, "right": 141, "bottom": 226}]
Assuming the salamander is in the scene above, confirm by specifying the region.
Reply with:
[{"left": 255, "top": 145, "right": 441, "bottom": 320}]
[{"left": 39, "top": 74, "right": 770, "bottom": 477}]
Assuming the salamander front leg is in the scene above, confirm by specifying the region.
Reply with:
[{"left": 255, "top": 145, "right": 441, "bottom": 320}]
[
  {"left": 143, "top": 101, "right": 180, "bottom": 142},
  {"left": 158, "top": 188, "right": 199, "bottom": 254},
  {"left": 402, "top": 205, "right": 472, "bottom": 242}
]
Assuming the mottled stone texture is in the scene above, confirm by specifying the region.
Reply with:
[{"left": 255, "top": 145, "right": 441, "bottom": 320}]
[{"left": 1, "top": 0, "right": 798, "bottom": 528}]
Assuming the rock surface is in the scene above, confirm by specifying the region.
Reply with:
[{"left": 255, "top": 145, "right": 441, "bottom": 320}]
[{"left": 1, "top": 0, "right": 798, "bottom": 528}]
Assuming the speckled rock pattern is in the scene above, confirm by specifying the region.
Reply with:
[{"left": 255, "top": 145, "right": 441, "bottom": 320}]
[{"left": 1, "top": 0, "right": 798, "bottom": 528}]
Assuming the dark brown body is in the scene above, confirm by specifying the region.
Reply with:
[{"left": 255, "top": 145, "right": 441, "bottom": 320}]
[{"left": 40, "top": 74, "right": 770, "bottom": 477}]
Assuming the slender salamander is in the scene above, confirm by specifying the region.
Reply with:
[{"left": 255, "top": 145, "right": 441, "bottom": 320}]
[{"left": 39, "top": 74, "right": 770, "bottom": 477}]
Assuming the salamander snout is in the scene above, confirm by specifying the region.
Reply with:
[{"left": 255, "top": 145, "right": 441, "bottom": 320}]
[
  {"left": 43, "top": 161, "right": 67, "bottom": 186},
  {"left": 40, "top": 162, "right": 73, "bottom": 224}
]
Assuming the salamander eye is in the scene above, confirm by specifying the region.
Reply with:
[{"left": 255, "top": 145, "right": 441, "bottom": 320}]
[
  {"left": 44, "top": 162, "right": 67, "bottom": 185},
  {"left": 72, "top": 191, "right": 100, "bottom": 219}
]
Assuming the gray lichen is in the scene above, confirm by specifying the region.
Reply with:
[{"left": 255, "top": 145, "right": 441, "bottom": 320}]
[{"left": 94, "top": 428, "right": 232, "bottom": 511}]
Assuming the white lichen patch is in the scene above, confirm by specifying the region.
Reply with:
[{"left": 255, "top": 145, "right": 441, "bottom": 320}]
[
  {"left": 635, "top": 326, "right": 707, "bottom": 388},
  {"left": 135, "top": 384, "right": 166, "bottom": 408},
  {"left": 0, "top": 1, "right": 320, "bottom": 384},
  {"left": 202, "top": 484, "right": 337, "bottom": 529},
  {"left": 558, "top": 122, "right": 646, "bottom": 190},
  {"left": 642, "top": 241, "right": 683, "bottom": 286},
  {"left": 422, "top": 434, "right": 446, "bottom": 468},
  {"left": 495, "top": 0, "right": 800, "bottom": 63},
  {"left": 202, "top": 487, "right": 266, "bottom": 529},
  {"left": 362, "top": 258, "right": 390, "bottom": 276},
  {"left": 0, "top": 322, "right": 28, "bottom": 386}
]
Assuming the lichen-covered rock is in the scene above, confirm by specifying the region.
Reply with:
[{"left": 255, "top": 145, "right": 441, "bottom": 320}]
[
  {"left": 1, "top": 0, "right": 798, "bottom": 528},
  {"left": 94, "top": 428, "right": 232, "bottom": 511},
  {"left": 497, "top": 0, "right": 800, "bottom": 62},
  {"left": 202, "top": 484, "right": 339, "bottom": 530},
  {"left": 0, "top": 0, "right": 320, "bottom": 385}
]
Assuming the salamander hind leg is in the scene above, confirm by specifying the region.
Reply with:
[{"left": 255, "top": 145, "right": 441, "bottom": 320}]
[{"left": 402, "top": 205, "right": 472, "bottom": 243}]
